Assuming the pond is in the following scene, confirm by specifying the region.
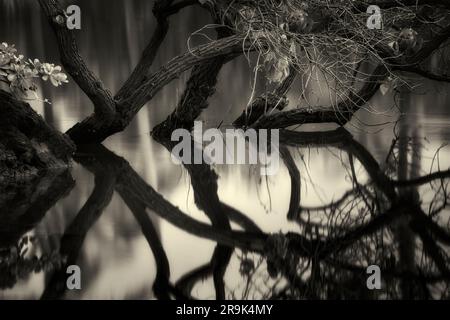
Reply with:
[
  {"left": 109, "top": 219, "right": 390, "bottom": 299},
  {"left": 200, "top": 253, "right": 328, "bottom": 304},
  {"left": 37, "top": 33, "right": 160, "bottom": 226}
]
[{"left": 0, "top": 0, "right": 449, "bottom": 299}]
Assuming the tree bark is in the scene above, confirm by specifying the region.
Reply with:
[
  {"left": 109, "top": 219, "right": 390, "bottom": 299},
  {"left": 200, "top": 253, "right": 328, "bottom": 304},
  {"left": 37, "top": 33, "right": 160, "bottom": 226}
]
[{"left": 0, "top": 90, "right": 74, "bottom": 182}]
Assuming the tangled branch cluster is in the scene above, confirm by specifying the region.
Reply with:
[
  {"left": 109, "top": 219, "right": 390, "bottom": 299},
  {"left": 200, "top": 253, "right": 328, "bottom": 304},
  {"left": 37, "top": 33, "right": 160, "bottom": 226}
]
[{"left": 206, "top": 0, "right": 447, "bottom": 113}]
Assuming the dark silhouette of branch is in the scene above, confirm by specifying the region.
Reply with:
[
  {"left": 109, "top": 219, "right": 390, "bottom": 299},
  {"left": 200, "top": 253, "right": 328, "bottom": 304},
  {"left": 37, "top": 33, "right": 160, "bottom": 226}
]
[
  {"left": 41, "top": 160, "right": 116, "bottom": 300},
  {"left": 221, "top": 203, "right": 262, "bottom": 233},
  {"left": 68, "top": 35, "right": 246, "bottom": 144},
  {"left": 115, "top": 0, "right": 200, "bottom": 100},
  {"left": 352, "top": 0, "right": 450, "bottom": 11},
  {"left": 412, "top": 222, "right": 450, "bottom": 278},
  {"left": 233, "top": 66, "right": 297, "bottom": 128},
  {"left": 252, "top": 65, "right": 388, "bottom": 129},
  {"left": 38, "top": 0, "right": 450, "bottom": 145},
  {"left": 280, "top": 146, "right": 301, "bottom": 220},
  {"left": 392, "top": 169, "right": 450, "bottom": 187},
  {"left": 175, "top": 264, "right": 211, "bottom": 298}
]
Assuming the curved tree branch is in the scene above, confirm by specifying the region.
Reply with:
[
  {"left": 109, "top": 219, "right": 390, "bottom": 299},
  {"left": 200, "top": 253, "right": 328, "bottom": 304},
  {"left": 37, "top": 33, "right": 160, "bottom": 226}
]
[{"left": 38, "top": 0, "right": 116, "bottom": 122}]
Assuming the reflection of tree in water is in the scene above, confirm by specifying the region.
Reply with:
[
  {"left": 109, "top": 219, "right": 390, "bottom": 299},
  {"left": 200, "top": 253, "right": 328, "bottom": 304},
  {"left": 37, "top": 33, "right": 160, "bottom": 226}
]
[
  {"left": 5, "top": 46, "right": 445, "bottom": 300},
  {"left": 0, "top": 235, "right": 66, "bottom": 290},
  {"left": 1, "top": 0, "right": 450, "bottom": 300},
  {"left": 0, "top": 170, "right": 74, "bottom": 290},
  {"left": 2, "top": 57, "right": 449, "bottom": 300},
  {"left": 27, "top": 122, "right": 447, "bottom": 300}
]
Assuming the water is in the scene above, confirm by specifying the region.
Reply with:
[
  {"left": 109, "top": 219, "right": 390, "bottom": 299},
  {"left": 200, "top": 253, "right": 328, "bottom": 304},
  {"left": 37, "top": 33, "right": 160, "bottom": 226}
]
[{"left": 0, "top": 0, "right": 449, "bottom": 299}]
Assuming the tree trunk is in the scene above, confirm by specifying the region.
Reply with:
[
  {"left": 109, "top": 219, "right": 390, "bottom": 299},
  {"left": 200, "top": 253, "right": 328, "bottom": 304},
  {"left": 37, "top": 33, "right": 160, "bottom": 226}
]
[{"left": 0, "top": 89, "right": 75, "bottom": 183}]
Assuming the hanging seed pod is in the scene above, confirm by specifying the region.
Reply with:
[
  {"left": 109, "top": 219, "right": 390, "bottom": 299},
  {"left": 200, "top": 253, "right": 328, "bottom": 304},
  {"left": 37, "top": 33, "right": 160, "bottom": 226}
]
[
  {"left": 289, "top": 9, "right": 312, "bottom": 33},
  {"left": 398, "top": 28, "right": 422, "bottom": 55}
]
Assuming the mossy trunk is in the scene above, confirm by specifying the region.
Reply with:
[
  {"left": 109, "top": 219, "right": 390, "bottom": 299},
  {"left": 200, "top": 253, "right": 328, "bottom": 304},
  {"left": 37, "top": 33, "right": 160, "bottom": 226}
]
[{"left": 0, "top": 89, "right": 75, "bottom": 183}]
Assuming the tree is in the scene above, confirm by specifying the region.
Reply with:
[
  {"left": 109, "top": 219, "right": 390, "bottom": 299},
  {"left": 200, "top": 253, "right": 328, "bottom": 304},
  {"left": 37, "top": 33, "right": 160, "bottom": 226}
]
[
  {"left": 0, "top": 42, "right": 73, "bottom": 178},
  {"left": 2, "top": 0, "right": 450, "bottom": 300},
  {"left": 2, "top": 0, "right": 450, "bottom": 173},
  {"left": 39, "top": 0, "right": 450, "bottom": 143}
]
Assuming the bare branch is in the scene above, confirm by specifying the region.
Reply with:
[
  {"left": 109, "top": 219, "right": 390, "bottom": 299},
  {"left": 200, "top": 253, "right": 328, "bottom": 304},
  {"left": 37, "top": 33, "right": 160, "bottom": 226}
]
[
  {"left": 38, "top": 0, "right": 116, "bottom": 122},
  {"left": 115, "top": 0, "right": 200, "bottom": 100},
  {"left": 252, "top": 65, "right": 388, "bottom": 129}
]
